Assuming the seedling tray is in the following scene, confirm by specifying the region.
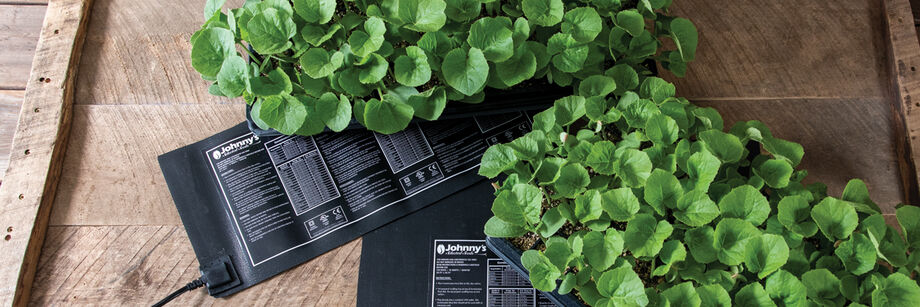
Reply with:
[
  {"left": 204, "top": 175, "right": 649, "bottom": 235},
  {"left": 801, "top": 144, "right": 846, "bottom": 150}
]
[{"left": 485, "top": 236, "right": 587, "bottom": 307}]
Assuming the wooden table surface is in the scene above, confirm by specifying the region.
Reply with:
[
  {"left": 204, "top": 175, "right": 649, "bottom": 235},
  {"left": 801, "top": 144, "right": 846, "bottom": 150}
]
[{"left": 0, "top": 0, "right": 919, "bottom": 305}]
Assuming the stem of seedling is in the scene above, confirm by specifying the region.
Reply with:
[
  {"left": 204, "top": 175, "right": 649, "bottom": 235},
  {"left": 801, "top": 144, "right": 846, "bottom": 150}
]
[{"left": 241, "top": 46, "right": 263, "bottom": 67}]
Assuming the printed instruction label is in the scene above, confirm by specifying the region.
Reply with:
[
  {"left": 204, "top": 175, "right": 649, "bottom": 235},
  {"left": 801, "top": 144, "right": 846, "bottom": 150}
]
[{"left": 430, "top": 239, "right": 554, "bottom": 307}]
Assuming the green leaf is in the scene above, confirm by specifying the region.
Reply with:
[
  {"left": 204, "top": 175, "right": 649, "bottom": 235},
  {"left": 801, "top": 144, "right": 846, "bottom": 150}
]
[
  {"left": 606, "top": 64, "right": 639, "bottom": 95},
  {"left": 714, "top": 218, "right": 761, "bottom": 265},
  {"left": 484, "top": 216, "right": 527, "bottom": 237},
  {"left": 685, "top": 226, "right": 718, "bottom": 263},
  {"left": 601, "top": 188, "right": 640, "bottom": 222},
  {"left": 216, "top": 55, "right": 249, "bottom": 97},
  {"left": 349, "top": 17, "right": 386, "bottom": 57},
  {"left": 645, "top": 168, "right": 683, "bottom": 214},
  {"left": 358, "top": 53, "right": 389, "bottom": 84},
  {"left": 625, "top": 214, "right": 673, "bottom": 258},
  {"left": 204, "top": 0, "right": 226, "bottom": 20},
  {"left": 718, "top": 185, "right": 770, "bottom": 226},
  {"left": 585, "top": 141, "right": 617, "bottom": 175},
  {"left": 777, "top": 195, "right": 818, "bottom": 237},
  {"left": 756, "top": 159, "right": 793, "bottom": 189},
  {"left": 442, "top": 48, "right": 489, "bottom": 95},
  {"left": 301, "top": 24, "right": 341, "bottom": 47},
  {"left": 841, "top": 179, "right": 882, "bottom": 214},
  {"left": 259, "top": 95, "right": 307, "bottom": 135},
  {"left": 578, "top": 75, "right": 616, "bottom": 97},
  {"left": 661, "top": 282, "right": 701, "bottom": 307},
  {"left": 674, "top": 189, "right": 719, "bottom": 227},
  {"left": 315, "top": 93, "right": 352, "bottom": 132},
  {"left": 521, "top": 0, "right": 563, "bottom": 26},
  {"left": 554, "top": 163, "right": 590, "bottom": 198},
  {"left": 897, "top": 205, "right": 920, "bottom": 248},
  {"left": 801, "top": 269, "right": 841, "bottom": 300},
  {"left": 492, "top": 184, "right": 542, "bottom": 226},
  {"left": 559, "top": 273, "right": 576, "bottom": 295},
  {"left": 639, "top": 77, "right": 675, "bottom": 103},
  {"left": 521, "top": 250, "right": 561, "bottom": 292},
  {"left": 538, "top": 206, "right": 565, "bottom": 237},
  {"left": 190, "top": 27, "right": 235, "bottom": 78},
  {"left": 575, "top": 190, "right": 604, "bottom": 223},
  {"left": 871, "top": 272, "right": 920, "bottom": 306},
  {"left": 247, "top": 8, "right": 295, "bottom": 54},
  {"left": 561, "top": 7, "right": 602, "bottom": 43},
  {"left": 300, "top": 48, "right": 344, "bottom": 78},
  {"left": 765, "top": 270, "right": 807, "bottom": 307},
  {"left": 669, "top": 18, "right": 698, "bottom": 62},
  {"left": 535, "top": 157, "right": 565, "bottom": 184},
  {"left": 250, "top": 68, "right": 293, "bottom": 96},
  {"left": 596, "top": 266, "right": 649, "bottom": 306},
  {"left": 584, "top": 230, "right": 624, "bottom": 270},
  {"left": 363, "top": 95, "right": 414, "bottom": 134},
  {"left": 292, "top": 0, "right": 335, "bottom": 23},
  {"left": 293, "top": 96, "right": 325, "bottom": 135},
  {"left": 553, "top": 95, "right": 586, "bottom": 126},
  {"left": 496, "top": 46, "right": 537, "bottom": 86},
  {"left": 744, "top": 234, "right": 789, "bottom": 279},
  {"left": 618, "top": 149, "right": 653, "bottom": 187},
  {"left": 479, "top": 144, "right": 517, "bottom": 178},
  {"left": 394, "top": 46, "right": 432, "bottom": 87},
  {"left": 406, "top": 87, "right": 447, "bottom": 121},
  {"left": 445, "top": 0, "right": 481, "bottom": 22},
  {"left": 692, "top": 107, "right": 724, "bottom": 131},
  {"left": 698, "top": 130, "right": 744, "bottom": 163},
  {"left": 467, "top": 17, "right": 514, "bottom": 62},
  {"left": 735, "top": 283, "right": 775, "bottom": 307},
  {"left": 763, "top": 138, "right": 804, "bottom": 167},
  {"left": 646, "top": 114, "right": 679, "bottom": 146},
  {"left": 615, "top": 10, "right": 645, "bottom": 37},
  {"left": 544, "top": 237, "right": 573, "bottom": 270},
  {"left": 685, "top": 151, "right": 720, "bottom": 191},
  {"left": 834, "top": 233, "right": 876, "bottom": 275},
  {"left": 811, "top": 197, "right": 859, "bottom": 241},
  {"left": 697, "top": 284, "right": 732, "bottom": 307},
  {"left": 398, "top": 0, "right": 448, "bottom": 32},
  {"left": 548, "top": 33, "right": 589, "bottom": 73}
]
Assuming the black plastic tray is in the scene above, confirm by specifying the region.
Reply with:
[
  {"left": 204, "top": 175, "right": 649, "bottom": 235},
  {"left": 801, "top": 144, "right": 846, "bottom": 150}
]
[{"left": 485, "top": 236, "right": 587, "bottom": 307}]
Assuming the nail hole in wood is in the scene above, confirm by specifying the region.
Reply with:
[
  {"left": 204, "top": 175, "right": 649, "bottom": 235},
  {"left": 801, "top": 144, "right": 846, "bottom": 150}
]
[
  {"left": 53, "top": 29, "right": 59, "bottom": 34},
  {"left": 18, "top": 194, "right": 23, "bottom": 200},
  {"left": 4, "top": 235, "right": 10, "bottom": 241},
  {"left": 33, "top": 108, "right": 39, "bottom": 113},
  {"left": 912, "top": 67, "right": 917, "bottom": 72},
  {"left": 44, "top": 78, "right": 51, "bottom": 83},
  {"left": 24, "top": 149, "right": 30, "bottom": 155},
  {"left": 6, "top": 227, "right": 11, "bottom": 232},
  {"left": 38, "top": 77, "right": 44, "bottom": 82}
]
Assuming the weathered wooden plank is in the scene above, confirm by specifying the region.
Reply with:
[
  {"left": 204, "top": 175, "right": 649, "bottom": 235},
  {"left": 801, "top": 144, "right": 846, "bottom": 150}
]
[
  {"left": 667, "top": 0, "right": 889, "bottom": 99},
  {"left": 0, "top": 0, "right": 93, "bottom": 305},
  {"left": 696, "top": 98, "right": 905, "bottom": 212},
  {"left": 49, "top": 104, "right": 245, "bottom": 226},
  {"left": 72, "top": 0, "right": 887, "bottom": 106},
  {"left": 0, "top": 90, "right": 24, "bottom": 181},
  {"left": 0, "top": 5, "right": 46, "bottom": 89},
  {"left": 47, "top": 97, "right": 904, "bottom": 227},
  {"left": 884, "top": 0, "right": 920, "bottom": 205},
  {"left": 29, "top": 225, "right": 360, "bottom": 306},
  {"left": 74, "top": 0, "right": 242, "bottom": 105}
]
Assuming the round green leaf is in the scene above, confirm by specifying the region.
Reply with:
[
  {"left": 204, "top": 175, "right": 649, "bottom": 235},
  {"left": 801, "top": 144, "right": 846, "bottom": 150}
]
[
  {"left": 584, "top": 230, "right": 624, "bottom": 270},
  {"left": 685, "top": 226, "right": 718, "bottom": 264},
  {"left": 744, "top": 233, "right": 789, "bottom": 279},
  {"left": 292, "top": 0, "right": 335, "bottom": 24},
  {"left": 777, "top": 195, "right": 818, "bottom": 237},
  {"left": 601, "top": 188, "right": 640, "bottom": 222},
  {"left": 644, "top": 168, "right": 683, "bottom": 214},
  {"left": 258, "top": 94, "right": 307, "bottom": 135},
  {"left": 398, "top": 0, "right": 448, "bottom": 32},
  {"left": 834, "top": 233, "right": 876, "bottom": 275},
  {"left": 624, "top": 213, "right": 673, "bottom": 258},
  {"left": 670, "top": 17, "right": 699, "bottom": 62},
  {"left": 713, "top": 218, "right": 761, "bottom": 265},
  {"left": 190, "top": 27, "right": 235, "bottom": 78},
  {"left": 406, "top": 87, "right": 447, "bottom": 120},
  {"left": 358, "top": 53, "right": 389, "bottom": 84},
  {"left": 216, "top": 55, "right": 250, "bottom": 97},
  {"left": 734, "top": 283, "right": 774, "bottom": 307},
  {"left": 394, "top": 46, "right": 432, "bottom": 87},
  {"left": 697, "top": 284, "right": 732, "bottom": 307},
  {"left": 246, "top": 8, "right": 295, "bottom": 54},
  {"left": 718, "top": 185, "right": 770, "bottom": 226},
  {"left": 585, "top": 141, "right": 617, "bottom": 175},
  {"left": 484, "top": 216, "right": 527, "bottom": 237},
  {"left": 300, "top": 48, "right": 344, "bottom": 78},
  {"left": 315, "top": 92, "right": 352, "bottom": 132},
  {"left": 757, "top": 159, "right": 793, "bottom": 189},
  {"left": 250, "top": 67, "right": 293, "bottom": 96},
  {"left": 801, "top": 269, "right": 841, "bottom": 300},
  {"left": 467, "top": 17, "right": 515, "bottom": 62},
  {"left": 445, "top": 0, "right": 481, "bottom": 22},
  {"left": 578, "top": 75, "right": 617, "bottom": 97},
  {"left": 811, "top": 197, "right": 859, "bottom": 241},
  {"left": 479, "top": 144, "right": 517, "bottom": 178},
  {"left": 496, "top": 46, "right": 537, "bottom": 87},
  {"left": 492, "top": 183, "right": 542, "bottom": 226},
  {"left": 615, "top": 10, "right": 645, "bottom": 37},
  {"left": 442, "top": 47, "right": 489, "bottom": 95},
  {"left": 674, "top": 189, "right": 719, "bottom": 227},
  {"left": 554, "top": 163, "right": 590, "bottom": 198},
  {"left": 765, "top": 270, "right": 807, "bottom": 307},
  {"left": 661, "top": 282, "right": 701, "bottom": 307},
  {"left": 872, "top": 272, "right": 920, "bottom": 306},
  {"left": 363, "top": 95, "right": 414, "bottom": 134},
  {"left": 521, "top": 0, "right": 563, "bottom": 26},
  {"left": 646, "top": 114, "right": 679, "bottom": 146},
  {"left": 596, "top": 266, "right": 649, "bottom": 306},
  {"left": 561, "top": 7, "right": 602, "bottom": 43},
  {"left": 617, "top": 149, "right": 653, "bottom": 188}
]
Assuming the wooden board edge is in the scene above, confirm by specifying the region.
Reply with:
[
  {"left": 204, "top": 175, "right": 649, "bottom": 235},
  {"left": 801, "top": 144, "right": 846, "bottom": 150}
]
[
  {"left": 0, "top": 0, "right": 93, "bottom": 306},
  {"left": 884, "top": 0, "right": 920, "bottom": 205}
]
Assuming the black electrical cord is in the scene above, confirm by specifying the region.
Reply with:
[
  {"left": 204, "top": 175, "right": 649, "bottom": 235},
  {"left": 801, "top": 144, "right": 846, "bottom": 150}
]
[{"left": 151, "top": 277, "right": 205, "bottom": 307}]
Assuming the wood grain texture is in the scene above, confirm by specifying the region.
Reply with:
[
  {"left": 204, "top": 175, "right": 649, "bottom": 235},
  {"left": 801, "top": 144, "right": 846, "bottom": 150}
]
[
  {"left": 0, "top": 90, "right": 24, "bottom": 180},
  {"left": 884, "top": 0, "right": 920, "bottom": 207},
  {"left": 0, "top": 0, "right": 92, "bottom": 305},
  {"left": 29, "top": 225, "right": 360, "bottom": 306},
  {"left": 74, "top": 0, "right": 242, "bottom": 105},
  {"left": 49, "top": 104, "right": 245, "bottom": 226},
  {"left": 0, "top": 5, "right": 46, "bottom": 89},
  {"left": 666, "top": 0, "right": 889, "bottom": 99},
  {"left": 696, "top": 98, "right": 905, "bottom": 212}
]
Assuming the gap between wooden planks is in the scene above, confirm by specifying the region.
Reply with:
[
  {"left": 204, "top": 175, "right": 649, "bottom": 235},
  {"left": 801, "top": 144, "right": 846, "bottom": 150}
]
[{"left": 0, "top": 0, "right": 93, "bottom": 306}]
